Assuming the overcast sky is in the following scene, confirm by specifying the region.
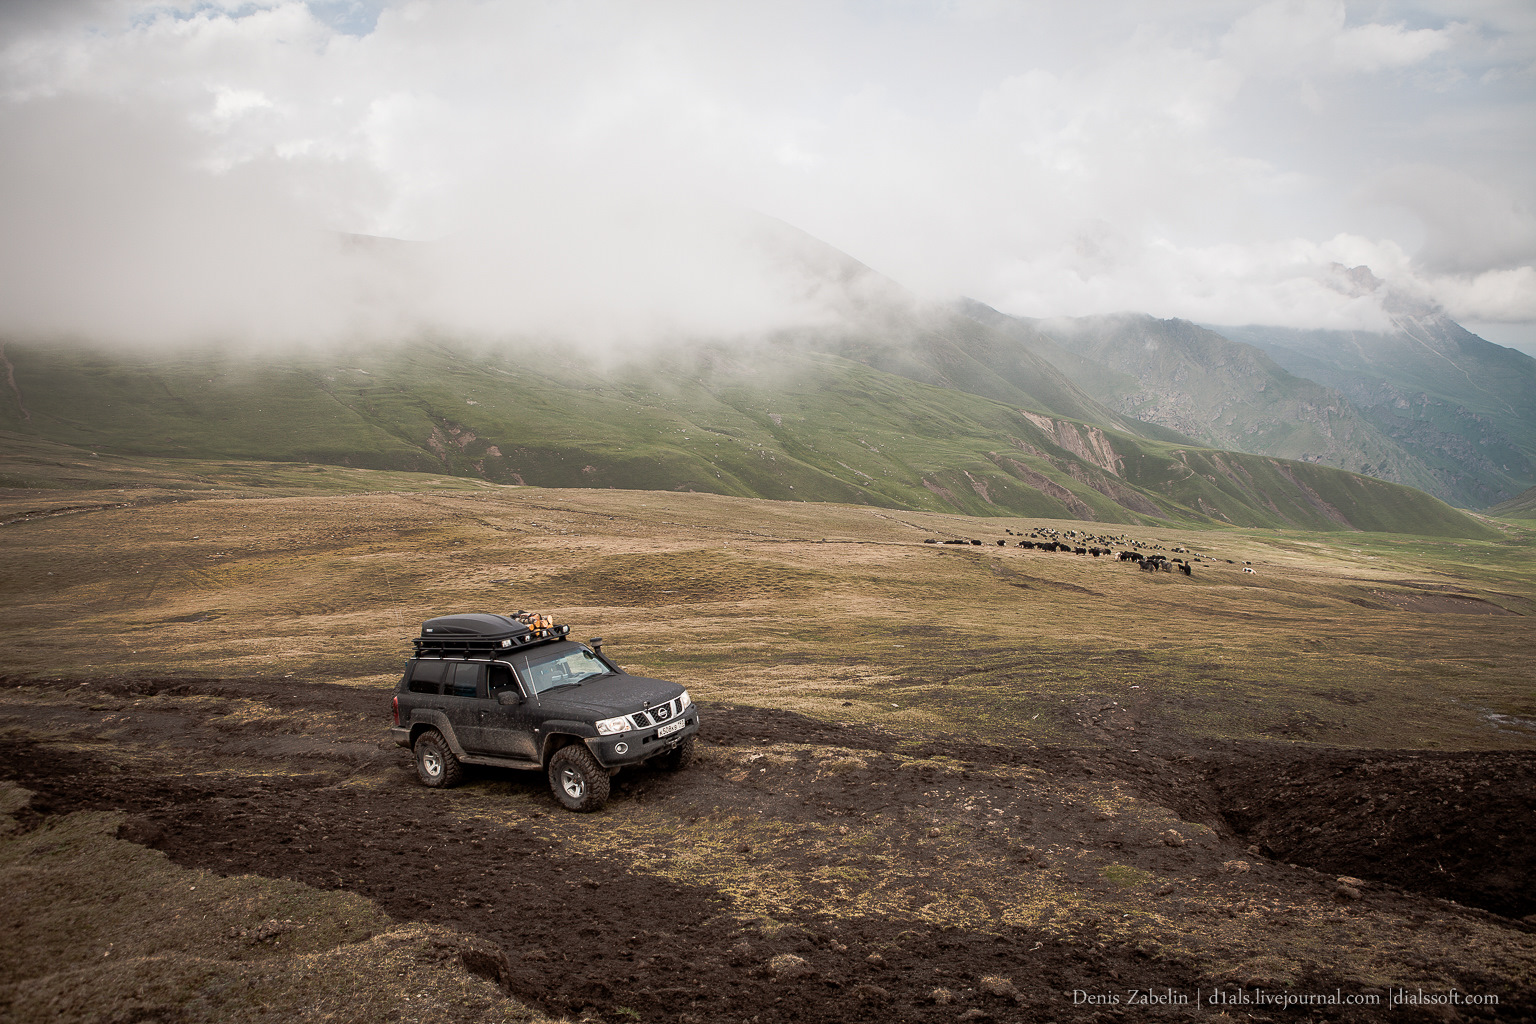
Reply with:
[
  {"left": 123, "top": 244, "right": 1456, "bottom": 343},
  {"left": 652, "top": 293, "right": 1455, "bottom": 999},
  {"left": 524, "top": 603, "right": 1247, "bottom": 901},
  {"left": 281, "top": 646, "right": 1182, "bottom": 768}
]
[{"left": 1, "top": 0, "right": 1533, "bottom": 351}]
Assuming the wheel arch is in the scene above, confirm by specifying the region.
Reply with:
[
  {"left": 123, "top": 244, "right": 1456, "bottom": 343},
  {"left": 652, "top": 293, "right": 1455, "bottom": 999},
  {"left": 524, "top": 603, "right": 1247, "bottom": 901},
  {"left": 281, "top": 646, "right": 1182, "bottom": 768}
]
[
  {"left": 407, "top": 712, "right": 465, "bottom": 757},
  {"left": 540, "top": 731, "right": 586, "bottom": 767}
]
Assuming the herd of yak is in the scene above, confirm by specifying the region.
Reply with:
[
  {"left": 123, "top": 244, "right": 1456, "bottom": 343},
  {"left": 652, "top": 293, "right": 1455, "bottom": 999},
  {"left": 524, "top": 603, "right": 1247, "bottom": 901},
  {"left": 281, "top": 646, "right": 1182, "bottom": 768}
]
[{"left": 923, "top": 526, "right": 1223, "bottom": 577}]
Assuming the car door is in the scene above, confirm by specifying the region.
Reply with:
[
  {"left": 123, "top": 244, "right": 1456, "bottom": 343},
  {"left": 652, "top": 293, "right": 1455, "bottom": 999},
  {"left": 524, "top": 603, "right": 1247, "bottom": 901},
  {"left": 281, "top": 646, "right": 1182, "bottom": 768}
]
[
  {"left": 440, "top": 662, "right": 486, "bottom": 753},
  {"left": 470, "top": 661, "right": 541, "bottom": 762}
]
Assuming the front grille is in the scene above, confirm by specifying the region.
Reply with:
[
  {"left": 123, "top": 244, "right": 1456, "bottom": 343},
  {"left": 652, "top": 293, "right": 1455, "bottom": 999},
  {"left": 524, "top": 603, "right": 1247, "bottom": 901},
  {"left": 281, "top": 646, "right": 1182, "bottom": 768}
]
[{"left": 632, "top": 696, "right": 684, "bottom": 729}]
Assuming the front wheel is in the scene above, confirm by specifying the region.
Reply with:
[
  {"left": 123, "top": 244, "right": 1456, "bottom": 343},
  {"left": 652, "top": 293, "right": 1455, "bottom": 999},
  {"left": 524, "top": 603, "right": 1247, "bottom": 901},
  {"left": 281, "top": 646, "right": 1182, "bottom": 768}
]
[
  {"left": 414, "top": 730, "right": 463, "bottom": 788},
  {"left": 548, "top": 744, "right": 610, "bottom": 812},
  {"left": 654, "top": 734, "right": 696, "bottom": 772}
]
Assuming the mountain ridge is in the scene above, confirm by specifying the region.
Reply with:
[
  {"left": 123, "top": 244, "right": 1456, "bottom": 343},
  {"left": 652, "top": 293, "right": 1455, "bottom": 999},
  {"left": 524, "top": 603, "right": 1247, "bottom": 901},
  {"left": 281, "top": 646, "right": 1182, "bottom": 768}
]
[
  {"left": 954, "top": 291, "right": 1534, "bottom": 509},
  {"left": 0, "top": 335, "right": 1492, "bottom": 538}
]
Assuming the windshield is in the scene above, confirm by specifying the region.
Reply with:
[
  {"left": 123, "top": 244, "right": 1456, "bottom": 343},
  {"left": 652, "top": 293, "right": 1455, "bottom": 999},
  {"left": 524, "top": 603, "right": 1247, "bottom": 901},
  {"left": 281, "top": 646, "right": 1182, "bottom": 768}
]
[{"left": 524, "top": 647, "right": 610, "bottom": 694}]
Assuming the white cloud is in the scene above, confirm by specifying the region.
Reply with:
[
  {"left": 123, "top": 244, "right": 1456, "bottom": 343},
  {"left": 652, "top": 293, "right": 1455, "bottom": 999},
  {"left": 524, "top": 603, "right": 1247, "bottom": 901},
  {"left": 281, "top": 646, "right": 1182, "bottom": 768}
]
[
  {"left": 1367, "top": 164, "right": 1536, "bottom": 273},
  {"left": 1430, "top": 265, "right": 1536, "bottom": 322},
  {"left": 208, "top": 86, "right": 274, "bottom": 122},
  {"left": 989, "top": 234, "right": 1406, "bottom": 330},
  {"left": 0, "top": 0, "right": 1529, "bottom": 346},
  {"left": 1221, "top": 0, "right": 1453, "bottom": 76}
]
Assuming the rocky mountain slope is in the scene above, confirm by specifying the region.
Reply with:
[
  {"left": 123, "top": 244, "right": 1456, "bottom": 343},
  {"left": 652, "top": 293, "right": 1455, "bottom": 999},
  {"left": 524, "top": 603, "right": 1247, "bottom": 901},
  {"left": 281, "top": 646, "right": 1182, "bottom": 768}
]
[
  {"left": 965, "top": 305, "right": 1446, "bottom": 499},
  {"left": 1217, "top": 295, "right": 1536, "bottom": 510},
  {"left": 957, "top": 275, "right": 1535, "bottom": 511}
]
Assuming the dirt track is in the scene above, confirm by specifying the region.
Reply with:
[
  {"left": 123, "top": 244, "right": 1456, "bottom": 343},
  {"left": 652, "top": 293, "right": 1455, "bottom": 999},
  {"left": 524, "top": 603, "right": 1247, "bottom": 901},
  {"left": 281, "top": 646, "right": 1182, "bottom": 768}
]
[{"left": 3, "top": 673, "right": 1532, "bottom": 1023}]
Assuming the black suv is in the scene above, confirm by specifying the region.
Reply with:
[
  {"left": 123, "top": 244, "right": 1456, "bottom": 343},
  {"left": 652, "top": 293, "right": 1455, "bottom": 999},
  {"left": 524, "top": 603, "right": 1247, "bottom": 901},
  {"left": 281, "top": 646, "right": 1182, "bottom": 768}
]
[{"left": 389, "top": 613, "right": 700, "bottom": 811}]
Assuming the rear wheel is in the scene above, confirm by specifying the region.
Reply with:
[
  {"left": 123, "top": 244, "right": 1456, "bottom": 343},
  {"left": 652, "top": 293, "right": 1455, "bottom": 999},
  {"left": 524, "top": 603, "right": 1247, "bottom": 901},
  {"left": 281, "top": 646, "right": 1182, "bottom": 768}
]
[
  {"left": 548, "top": 744, "right": 610, "bottom": 812},
  {"left": 414, "top": 730, "right": 463, "bottom": 788}
]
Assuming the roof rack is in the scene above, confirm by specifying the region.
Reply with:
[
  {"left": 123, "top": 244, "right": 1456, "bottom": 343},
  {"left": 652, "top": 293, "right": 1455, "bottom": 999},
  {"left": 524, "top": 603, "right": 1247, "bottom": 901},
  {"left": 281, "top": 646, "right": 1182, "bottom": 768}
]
[{"left": 411, "top": 624, "right": 570, "bottom": 656}]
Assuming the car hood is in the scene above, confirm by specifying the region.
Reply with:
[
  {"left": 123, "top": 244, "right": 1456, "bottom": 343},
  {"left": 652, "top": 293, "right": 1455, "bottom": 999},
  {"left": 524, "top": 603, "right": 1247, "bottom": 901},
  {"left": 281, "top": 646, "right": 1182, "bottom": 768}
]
[{"left": 535, "top": 673, "right": 684, "bottom": 717}]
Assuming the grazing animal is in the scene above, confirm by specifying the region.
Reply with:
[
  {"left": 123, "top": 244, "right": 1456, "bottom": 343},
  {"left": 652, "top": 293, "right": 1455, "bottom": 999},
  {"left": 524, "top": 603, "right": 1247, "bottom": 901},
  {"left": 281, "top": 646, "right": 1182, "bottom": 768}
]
[{"left": 1180, "top": 562, "right": 1192, "bottom": 576}]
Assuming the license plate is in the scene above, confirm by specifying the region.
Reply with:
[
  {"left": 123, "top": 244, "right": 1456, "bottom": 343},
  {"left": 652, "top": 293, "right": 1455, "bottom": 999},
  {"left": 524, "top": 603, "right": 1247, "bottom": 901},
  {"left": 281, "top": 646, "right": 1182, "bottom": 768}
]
[{"left": 656, "top": 719, "right": 685, "bottom": 738}]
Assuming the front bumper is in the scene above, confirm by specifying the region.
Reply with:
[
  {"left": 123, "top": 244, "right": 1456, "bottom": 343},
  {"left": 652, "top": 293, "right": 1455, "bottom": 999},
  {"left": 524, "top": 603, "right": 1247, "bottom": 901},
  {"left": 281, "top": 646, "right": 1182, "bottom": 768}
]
[{"left": 586, "top": 712, "right": 700, "bottom": 768}]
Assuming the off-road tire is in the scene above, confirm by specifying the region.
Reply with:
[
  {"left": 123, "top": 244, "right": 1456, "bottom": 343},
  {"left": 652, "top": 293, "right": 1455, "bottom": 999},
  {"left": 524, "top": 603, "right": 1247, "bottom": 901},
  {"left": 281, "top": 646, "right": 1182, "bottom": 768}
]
[
  {"left": 654, "top": 734, "right": 696, "bottom": 772},
  {"left": 414, "top": 730, "right": 463, "bottom": 789},
  {"left": 548, "top": 744, "right": 609, "bottom": 812}
]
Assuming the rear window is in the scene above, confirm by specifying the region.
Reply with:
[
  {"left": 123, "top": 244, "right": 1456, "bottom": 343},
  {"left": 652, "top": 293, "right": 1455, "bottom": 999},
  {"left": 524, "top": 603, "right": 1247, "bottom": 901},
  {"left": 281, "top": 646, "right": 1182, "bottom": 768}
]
[
  {"left": 447, "top": 662, "right": 482, "bottom": 698},
  {"left": 408, "top": 660, "right": 447, "bottom": 694}
]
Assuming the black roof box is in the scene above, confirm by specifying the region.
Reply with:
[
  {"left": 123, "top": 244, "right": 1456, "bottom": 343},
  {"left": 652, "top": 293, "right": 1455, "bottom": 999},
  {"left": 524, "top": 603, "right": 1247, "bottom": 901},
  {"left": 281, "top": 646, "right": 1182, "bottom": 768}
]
[
  {"left": 420, "top": 613, "right": 529, "bottom": 641},
  {"left": 413, "top": 613, "right": 570, "bottom": 656}
]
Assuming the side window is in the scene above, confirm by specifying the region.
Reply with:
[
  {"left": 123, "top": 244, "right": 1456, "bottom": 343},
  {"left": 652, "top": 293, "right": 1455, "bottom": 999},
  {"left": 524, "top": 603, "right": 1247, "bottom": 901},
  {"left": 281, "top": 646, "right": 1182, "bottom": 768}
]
[
  {"left": 488, "top": 663, "right": 520, "bottom": 698},
  {"left": 408, "top": 661, "right": 446, "bottom": 694},
  {"left": 448, "top": 662, "right": 481, "bottom": 698}
]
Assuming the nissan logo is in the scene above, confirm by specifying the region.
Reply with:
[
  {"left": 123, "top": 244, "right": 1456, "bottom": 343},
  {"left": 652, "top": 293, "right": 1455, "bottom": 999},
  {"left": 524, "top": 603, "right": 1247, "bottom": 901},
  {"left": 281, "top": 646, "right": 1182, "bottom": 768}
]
[{"left": 655, "top": 706, "right": 671, "bottom": 720}]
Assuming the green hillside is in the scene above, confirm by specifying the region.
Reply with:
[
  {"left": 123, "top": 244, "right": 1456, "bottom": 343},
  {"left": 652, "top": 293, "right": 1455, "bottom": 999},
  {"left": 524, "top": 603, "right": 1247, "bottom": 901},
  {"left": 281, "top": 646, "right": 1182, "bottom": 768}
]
[
  {"left": 1489, "top": 486, "right": 1536, "bottom": 521},
  {"left": 0, "top": 337, "right": 1493, "bottom": 538},
  {"left": 818, "top": 302, "right": 1184, "bottom": 443}
]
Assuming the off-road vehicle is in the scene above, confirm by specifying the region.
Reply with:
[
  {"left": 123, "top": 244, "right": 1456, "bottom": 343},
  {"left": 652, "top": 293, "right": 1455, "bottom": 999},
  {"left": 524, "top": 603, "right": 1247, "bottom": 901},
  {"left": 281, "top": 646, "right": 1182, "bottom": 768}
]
[{"left": 389, "top": 612, "right": 700, "bottom": 811}]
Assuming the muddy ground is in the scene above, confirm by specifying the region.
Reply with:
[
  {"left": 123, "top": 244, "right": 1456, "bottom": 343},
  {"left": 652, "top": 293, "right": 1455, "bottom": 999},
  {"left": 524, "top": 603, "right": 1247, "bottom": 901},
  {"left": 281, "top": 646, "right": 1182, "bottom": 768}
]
[{"left": 2, "top": 672, "right": 1531, "bottom": 1023}]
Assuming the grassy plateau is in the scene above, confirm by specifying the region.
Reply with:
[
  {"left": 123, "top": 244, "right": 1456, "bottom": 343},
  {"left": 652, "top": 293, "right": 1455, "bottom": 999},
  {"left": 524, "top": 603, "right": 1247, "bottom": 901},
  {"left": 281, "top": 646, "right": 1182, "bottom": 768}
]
[{"left": 1, "top": 440, "right": 1533, "bottom": 1023}]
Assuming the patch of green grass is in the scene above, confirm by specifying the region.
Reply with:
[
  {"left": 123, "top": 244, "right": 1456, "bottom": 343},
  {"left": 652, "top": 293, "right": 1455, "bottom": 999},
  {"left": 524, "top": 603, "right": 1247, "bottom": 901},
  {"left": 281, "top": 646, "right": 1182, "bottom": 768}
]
[{"left": 1099, "top": 863, "right": 1157, "bottom": 889}]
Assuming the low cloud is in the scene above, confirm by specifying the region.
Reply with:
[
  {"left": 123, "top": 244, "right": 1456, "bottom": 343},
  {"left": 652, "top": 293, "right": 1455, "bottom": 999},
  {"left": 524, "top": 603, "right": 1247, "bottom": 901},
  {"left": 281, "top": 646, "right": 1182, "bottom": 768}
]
[
  {"left": 0, "top": 97, "right": 399, "bottom": 345},
  {"left": 0, "top": 96, "right": 858, "bottom": 348}
]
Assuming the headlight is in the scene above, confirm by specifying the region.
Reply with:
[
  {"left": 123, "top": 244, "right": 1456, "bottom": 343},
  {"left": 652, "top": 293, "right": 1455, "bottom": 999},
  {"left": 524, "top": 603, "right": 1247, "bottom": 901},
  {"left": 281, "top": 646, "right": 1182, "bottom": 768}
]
[
  {"left": 678, "top": 690, "right": 692, "bottom": 711},
  {"left": 595, "top": 715, "right": 633, "bottom": 735}
]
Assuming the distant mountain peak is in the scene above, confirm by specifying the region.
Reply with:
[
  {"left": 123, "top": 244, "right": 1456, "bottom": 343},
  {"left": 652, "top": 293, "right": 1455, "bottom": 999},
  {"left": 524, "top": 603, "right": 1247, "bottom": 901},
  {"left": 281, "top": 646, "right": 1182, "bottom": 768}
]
[
  {"left": 1324, "top": 263, "right": 1384, "bottom": 299},
  {"left": 1323, "top": 261, "right": 1446, "bottom": 320}
]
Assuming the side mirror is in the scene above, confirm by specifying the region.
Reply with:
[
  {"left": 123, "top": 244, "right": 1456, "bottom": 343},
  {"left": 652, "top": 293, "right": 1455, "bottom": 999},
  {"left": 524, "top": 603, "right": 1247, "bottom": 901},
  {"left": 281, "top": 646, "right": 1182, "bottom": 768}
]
[{"left": 496, "top": 689, "right": 523, "bottom": 705}]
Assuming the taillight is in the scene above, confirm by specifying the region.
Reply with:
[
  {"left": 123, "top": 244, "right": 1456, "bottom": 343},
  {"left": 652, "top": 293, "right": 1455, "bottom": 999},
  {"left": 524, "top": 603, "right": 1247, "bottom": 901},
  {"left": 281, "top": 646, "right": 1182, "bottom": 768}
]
[{"left": 392, "top": 695, "right": 399, "bottom": 726}]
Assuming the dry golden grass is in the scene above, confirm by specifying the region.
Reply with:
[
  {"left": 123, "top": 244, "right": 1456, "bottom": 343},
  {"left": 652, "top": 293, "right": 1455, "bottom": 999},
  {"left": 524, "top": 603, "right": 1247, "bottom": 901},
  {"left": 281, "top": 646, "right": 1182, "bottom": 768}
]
[{"left": 2, "top": 481, "right": 1532, "bottom": 749}]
